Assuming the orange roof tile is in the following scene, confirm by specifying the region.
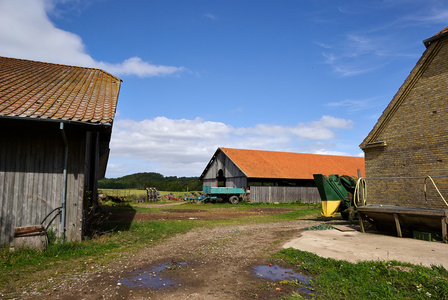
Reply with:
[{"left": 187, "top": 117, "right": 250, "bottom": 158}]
[
  {"left": 220, "top": 147, "right": 365, "bottom": 179},
  {"left": 0, "top": 56, "right": 121, "bottom": 124},
  {"left": 434, "top": 26, "right": 448, "bottom": 36}
]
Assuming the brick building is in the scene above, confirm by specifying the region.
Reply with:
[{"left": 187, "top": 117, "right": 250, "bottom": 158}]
[
  {"left": 358, "top": 27, "right": 448, "bottom": 240},
  {"left": 360, "top": 26, "right": 448, "bottom": 210}
]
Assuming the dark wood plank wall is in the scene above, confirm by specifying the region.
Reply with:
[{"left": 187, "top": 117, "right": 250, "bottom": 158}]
[
  {"left": 250, "top": 186, "right": 321, "bottom": 204},
  {"left": 1, "top": 130, "right": 58, "bottom": 245},
  {"left": 201, "top": 151, "right": 247, "bottom": 188},
  {"left": 0, "top": 124, "right": 87, "bottom": 246},
  {"left": 65, "top": 133, "right": 86, "bottom": 242}
]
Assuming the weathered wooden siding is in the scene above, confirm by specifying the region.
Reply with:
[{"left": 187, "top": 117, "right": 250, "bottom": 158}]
[
  {"left": 0, "top": 123, "right": 86, "bottom": 246},
  {"left": 250, "top": 186, "right": 321, "bottom": 204},
  {"left": 202, "top": 151, "right": 247, "bottom": 188},
  {"left": 65, "top": 131, "right": 86, "bottom": 243}
]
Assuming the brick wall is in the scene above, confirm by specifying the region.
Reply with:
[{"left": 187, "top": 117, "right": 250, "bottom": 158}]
[{"left": 362, "top": 37, "right": 448, "bottom": 209}]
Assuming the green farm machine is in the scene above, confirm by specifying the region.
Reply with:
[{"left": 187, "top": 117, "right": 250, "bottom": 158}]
[{"left": 313, "top": 174, "right": 364, "bottom": 220}]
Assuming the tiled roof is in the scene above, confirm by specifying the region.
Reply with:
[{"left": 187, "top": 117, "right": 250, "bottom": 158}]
[
  {"left": 220, "top": 147, "right": 365, "bottom": 179},
  {"left": 434, "top": 26, "right": 448, "bottom": 36},
  {"left": 0, "top": 56, "right": 121, "bottom": 124}
]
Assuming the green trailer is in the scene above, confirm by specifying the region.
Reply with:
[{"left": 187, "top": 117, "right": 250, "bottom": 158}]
[
  {"left": 201, "top": 186, "right": 246, "bottom": 204},
  {"left": 313, "top": 174, "right": 359, "bottom": 220}
]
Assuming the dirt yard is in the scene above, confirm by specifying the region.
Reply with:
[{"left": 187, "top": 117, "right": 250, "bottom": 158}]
[{"left": 16, "top": 203, "right": 448, "bottom": 299}]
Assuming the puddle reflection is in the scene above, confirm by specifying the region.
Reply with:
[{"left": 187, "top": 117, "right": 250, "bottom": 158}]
[
  {"left": 253, "top": 264, "right": 313, "bottom": 293},
  {"left": 119, "top": 261, "right": 186, "bottom": 289}
]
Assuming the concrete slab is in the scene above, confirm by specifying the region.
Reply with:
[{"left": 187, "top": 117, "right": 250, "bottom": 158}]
[
  {"left": 283, "top": 229, "right": 448, "bottom": 268},
  {"left": 331, "top": 224, "right": 359, "bottom": 231}
]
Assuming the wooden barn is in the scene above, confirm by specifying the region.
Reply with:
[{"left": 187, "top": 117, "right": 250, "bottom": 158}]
[
  {"left": 0, "top": 56, "right": 121, "bottom": 246},
  {"left": 358, "top": 26, "right": 448, "bottom": 241},
  {"left": 200, "top": 147, "right": 365, "bottom": 203}
]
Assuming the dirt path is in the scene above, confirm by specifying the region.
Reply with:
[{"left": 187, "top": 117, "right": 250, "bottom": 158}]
[
  {"left": 18, "top": 203, "right": 447, "bottom": 299},
  {"left": 22, "top": 208, "right": 320, "bottom": 299},
  {"left": 137, "top": 201, "right": 187, "bottom": 208}
]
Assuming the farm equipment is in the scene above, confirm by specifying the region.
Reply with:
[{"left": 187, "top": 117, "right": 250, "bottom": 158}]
[
  {"left": 146, "top": 187, "right": 162, "bottom": 202},
  {"left": 164, "top": 194, "right": 181, "bottom": 201},
  {"left": 199, "top": 186, "right": 247, "bottom": 204},
  {"left": 313, "top": 174, "right": 362, "bottom": 220}
]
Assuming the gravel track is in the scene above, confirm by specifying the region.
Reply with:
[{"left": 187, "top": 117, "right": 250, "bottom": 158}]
[{"left": 18, "top": 213, "right": 319, "bottom": 299}]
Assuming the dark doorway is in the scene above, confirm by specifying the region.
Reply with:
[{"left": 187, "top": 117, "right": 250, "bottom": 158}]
[{"left": 217, "top": 169, "right": 226, "bottom": 187}]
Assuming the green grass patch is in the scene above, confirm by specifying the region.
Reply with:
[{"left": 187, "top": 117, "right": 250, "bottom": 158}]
[
  {"left": 270, "top": 206, "right": 321, "bottom": 221},
  {"left": 99, "top": 189, "right": 201, "bottom": 200},
  {"left": 275, "top": 248, "right": 448, "bottom": 299}
]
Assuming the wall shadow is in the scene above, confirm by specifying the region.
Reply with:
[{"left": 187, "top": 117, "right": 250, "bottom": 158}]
[{"left": 85, "top": 204, "right": 137, "bottom": 237}]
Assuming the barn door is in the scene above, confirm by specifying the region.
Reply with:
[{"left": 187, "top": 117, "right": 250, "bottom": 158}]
[{"left": 217, "top": 169, "right": 226, "bottom": 187}]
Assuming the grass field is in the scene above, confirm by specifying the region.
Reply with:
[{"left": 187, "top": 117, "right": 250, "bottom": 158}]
[{"left": 98, "top": 188, "right": 198, "bottom": 200}]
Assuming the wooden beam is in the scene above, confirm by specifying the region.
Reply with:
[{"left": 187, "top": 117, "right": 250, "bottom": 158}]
[
  {"left": 394, "top": 213, "right": 402, "bottom": 237},
  {"left": 442, "top": 217, "right": 448, "bottom": 243},
  {"left": 358, "top": 205, "right": 448, "bottom": 217},
  {"left": 358, "top": 213, "right": 365, "bottom": 233}
]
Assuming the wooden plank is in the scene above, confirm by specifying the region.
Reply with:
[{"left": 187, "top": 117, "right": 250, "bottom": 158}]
[
  {"left": 12, "top": 141, "right": 22, "bottom": 228},
  {"left": 37, "top": 139, "right": 46, "bottom": 226},
  {"left": 4, "top": 137, "right": 16, "bottom": 244},
  {"left": 358, "top": 213, "right": 365, "bottom": 233},
  {"left": 358, "top": 205, "right": 448, "bottom": 217},
  {"left": 249, "top": 185, "right": 321, "bottom": 204},
  {"left": 442, "top": 217, "right": 448, "bottom": 243},
  {"left": 0, "top": 134, "right": 8, "bottom": 245},
  {"left": 394, "top": 213, "right": 402, "bottom": 237}
]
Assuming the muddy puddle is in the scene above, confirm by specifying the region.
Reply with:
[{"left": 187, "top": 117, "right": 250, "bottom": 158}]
[
  {"left": 253, "top": 264, "right": 313, "bottom": 293},
  {"left": 118, "top": 261, "right": 187, "bottom": 289}
]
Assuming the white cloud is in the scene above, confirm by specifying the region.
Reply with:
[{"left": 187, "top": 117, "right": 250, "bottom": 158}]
[
  {"left": 0, "top": 0, "right": 184, "bottom": 77},
  {"left": 318, "top": 2, "right": 448, "bottom": 77},
  {"left": 325, "top": 98, "right": 380, "bottom": 113},
  {"left": 99, "top": 57, "right": 186, "bottom": 78},
  {"left": 314, "top": 149, "right": 350, "bottom": 156},
  {"left": 203, "top": 13, "right": 217, "bottom": 20},
  {"left": 106, "top": 115, "right": 355, "bottom": 177},
  {"left": 320, "top": 35, "right": 392, "bottom": 77},
  {"left": 401, "top": 6, "right": 448, "bottom": 25}
]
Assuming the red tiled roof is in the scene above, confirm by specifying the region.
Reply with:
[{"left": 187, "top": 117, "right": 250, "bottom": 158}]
[
  {"left": 0, "top": 56, "right": 121, "bottom": 124},
  {"left": 220, "top": 147, "right": 365, "bottom": 179},
  {"left": 434, "top": 26, "right": 448, "bottom": 36}
]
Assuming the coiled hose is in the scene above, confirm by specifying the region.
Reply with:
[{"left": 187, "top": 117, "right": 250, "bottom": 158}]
[
  {"left": 424, "top": 175, "right": 448, "bottom": 207},
  {"left": 353, "top": 177, "right": 366, "bottom": 208}
]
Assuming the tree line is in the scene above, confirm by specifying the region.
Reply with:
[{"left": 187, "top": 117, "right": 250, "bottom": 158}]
[{"left": 98, "top": 172, "right": 202, "bottom": 191}]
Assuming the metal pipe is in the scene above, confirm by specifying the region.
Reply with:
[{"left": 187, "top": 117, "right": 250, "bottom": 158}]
[{"left": 60, "top": 122, "right": 68, "bottom": 241}]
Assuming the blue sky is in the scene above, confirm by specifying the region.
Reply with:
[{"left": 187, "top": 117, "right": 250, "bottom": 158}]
[{"left": 1, "top": 0, "right": 448, "bottom": 178}]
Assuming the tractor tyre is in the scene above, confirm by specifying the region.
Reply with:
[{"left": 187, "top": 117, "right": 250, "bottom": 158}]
[{"left": 229, "top": 195, "right": 239, "bottom": 204}]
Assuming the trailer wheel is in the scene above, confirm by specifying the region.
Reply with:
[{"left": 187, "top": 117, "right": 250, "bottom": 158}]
[{"left": 229, "top": 195, "right": 239, "bottom": 204}]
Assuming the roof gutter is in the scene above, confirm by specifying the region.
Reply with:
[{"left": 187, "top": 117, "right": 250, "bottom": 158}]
[
  {"left": 0, "top": 115, "right": 112, "bottom": 127},
  {"left": 423, "top": 31, "right": 448, "bottom": 48}
]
